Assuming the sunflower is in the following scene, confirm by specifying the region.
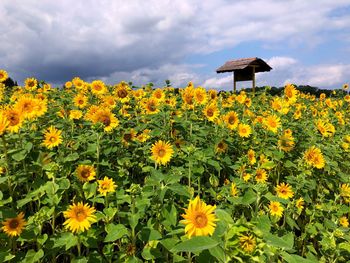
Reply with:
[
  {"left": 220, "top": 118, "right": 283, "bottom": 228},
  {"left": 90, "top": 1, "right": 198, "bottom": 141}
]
[
  {"left": 194, "top": 87, "right": 207, "bottom": 105},
  {"left": 278, "top": 129, "right": 295, "bottom": 152},
  {"left": 239, "top": 234, "right": 256, "bottom": 253},
  {"left": 316, "top": 119, "right": 335, "bottom": 137},
  {"left": 247, "top": 149, "right": 256, "bottom": 164},
  {"left": 339, "top": 216, "right": 349, "bottom": 227},
  {"left": 14, "top": 96, "right": 39, "bottom": 120},
  {"left": 0, "top": 114, "right": 9, "bottom": 135},
  {"left": 303, "top": 146, "right": 325, "bottom": 169},
  {"left": 143, "top": 98, "right": 160, "bottom": 115},
  {"left": 65, "top": 81, "right": 73, "bottom": 89},
  {"left": 263, "top": 114, "right": 281, "bottom": 133},
  {"left": 180, "top": 196, "right": 218, "bottom": 238},
  {"left": 151, "top": 140, "right": 174, "bottom": 166},
  {"left": 238, "top": 123, "right": 252, "bottom": 138},
  {"left": 343, "top": 83, "right": 349, "bottom": 90},
  {"left": 63, "top": 202, "right": 96, "bottom": 233},
  {"left": 97, "top": 176, "right": 117, "bottom": 196},
  {"left": 1, "top": 212, "right": 26, "bottom": 237},
  {"left": 181, "top": 87, "right": 195, "bottom": 109},
  {"left": 43, "top": 126, "right": 63, "bottom": 149},
  {"left": 76, "top": 165, "right": 96, "bottom": 182},
  {"left": 223, "top": 111, "right": 239, "bottom": 130},
  {"left": 122, "top": 129, "right": 137, "bottom": 146},
  {"left": 102, "top": 95, "right": 117, "bottom": 109},
  {"left": 284, "top": 83, "right": 298, "bottom": 104},
  {"left": 275, "top": 183, "right": 294, "bottom": 199},
  {"left": 152, "top": 88, "right": 165, "bottom": 101},
  {"left": 215, "top": 140, "right": 228, "bottom": 154},
  {"left": 73, "top": 94, "right": 88, "bottom": 108},
  {"left": 91, "top": 80, "right": 107, "bottom": 96},
  {"left": 203, "top": 103, "right": 219, "bottom": 122},
  {"left": 208, "top": 89, "right": 218, "bottom": 100},
  {"left": 269, "top": 201, "right": 284, "bottom": 218},
  {"left": 0, "top": 70, "right": 8, "bottom": 82},
  {"left": 136, "top": 129, "right": 151, "bottom": 143},
  {"left": 133, "top": 89, "right": 145, "bottom": 100},
  {"left": 255, "top": 169, "right": 267, "bottom": 183},
  {"left": 91, "top": 108, "right": 119, "bottom": 132},
  {"left": 4, "top": 108, "right": 23, "bottom": 133},
  {"left": 24, "top": 77, "right": 38, "bottom": 91},
  {"left": 72, "top": 77, "right": 85, "bottom": 90},
  {"left": 242, "top": 172, "right": 251, "bottom": 182},
  {"left": 69, "top": 110, "right": 83, "bottom": 120},
  {"left": 114, "top": 82, "right": 130, "bottom": 103}
]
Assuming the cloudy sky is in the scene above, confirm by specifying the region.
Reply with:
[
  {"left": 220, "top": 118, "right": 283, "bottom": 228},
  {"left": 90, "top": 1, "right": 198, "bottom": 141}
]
[{"left": 1, "top": 0, "right": 349, "bottom": 90}]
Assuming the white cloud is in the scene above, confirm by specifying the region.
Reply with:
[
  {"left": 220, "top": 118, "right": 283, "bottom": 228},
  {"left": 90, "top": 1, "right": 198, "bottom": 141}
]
[{"left": 0, "top": 0, "right": 349, "bottom": 88}]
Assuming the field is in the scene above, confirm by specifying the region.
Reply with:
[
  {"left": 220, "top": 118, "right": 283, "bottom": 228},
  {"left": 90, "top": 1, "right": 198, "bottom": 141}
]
[{"left": 0, "top": 72, "right": 350, "bottom": 262}]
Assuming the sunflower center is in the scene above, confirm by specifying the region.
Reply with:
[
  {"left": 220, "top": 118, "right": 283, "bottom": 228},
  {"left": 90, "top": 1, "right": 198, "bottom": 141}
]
[
  {"left": 49, "top": 136, "right": 57, "bottom": 143},
  {"left": 75, "top": 209, "right": 87, "bottom": 222},
  {"left": 9, "top": 219, "right": 19, "bottom": 229},
  {"left": 78, "top": 100, "right": 84, "bottom": 104},
  {"left": 80, "top": 169, "right": 90, "bottom": 179},
  {"left": 102, "top": 116, "right": 111, "bottom": 126},
  {"left": 158, "top": 149, "right": 166, "bottom": 157},
  {"left": 118, "top": 89, "right": 128, "bottom": 98},
  {"left": 124, "top": 133, "right": 132, "bottom": 141},
  {"left": 194, "top": 213, "right": 208, "bottom": 228},
  {"left": 206, "top": 109, "right": 214, "bottom": 117},
  {"left": 228, "top": 116, "right": 235, "bottom": 124}
]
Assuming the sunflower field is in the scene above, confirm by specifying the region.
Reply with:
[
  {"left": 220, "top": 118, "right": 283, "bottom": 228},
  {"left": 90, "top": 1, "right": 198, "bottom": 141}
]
[{"left": 0, "top": 70, "right": 350, "bottom": 262}]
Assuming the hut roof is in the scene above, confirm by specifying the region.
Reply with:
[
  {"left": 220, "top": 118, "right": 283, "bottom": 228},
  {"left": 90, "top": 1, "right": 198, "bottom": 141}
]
[{"left": 216, "top": 57, "right": 272, "bottom": 73}]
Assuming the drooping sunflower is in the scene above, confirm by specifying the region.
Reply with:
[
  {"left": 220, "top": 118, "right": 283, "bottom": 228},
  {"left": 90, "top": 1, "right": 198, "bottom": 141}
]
[
  {"left": 0, "top": 114, "right": 9, "bottom": 135},
  {"left": 316, "top": 119, "right": 335, "bottom": 137},
  {"left": 275, "top": 182, "right": 294, "bottom": 199},
  {"left": 231, "top": 183, "right": 238, "bottom": 197},
  {"left": 223, "top": 111, "right": 239, "bottom": 130},
  {"left": 278, "top": 129, "right": 295, "bottom": 152},
  {"left": 255, "top": 169, "right": 268, "bottom": 183},
  {"left": 269, "top": 201, "right": 284, "bottom": 218},
  {"left": 239, "top": 234, "right": 256, "bottom": 253},
  {"left": 1, "top": 212, "right": 26, "bottom": 237},
  {"left": 296, "top": 197, "right": 305, "bottom": 211},
  {"left": 180, "top": 196, "right": 218, "bottom": 238},
  {"left": 0, "top": 69, "right": 8, "bottom": 82},
  {"left": 238, "top": 123, "right": 252, "bottom": 138},
  {"left": 151, "top": 140, "right": 174, "bottom": 166},
  {"left": 76, "top": 165, "right": 96, "bottom": 182},
  {"left": 303, "top": 146, "right": 325, "bottom": 169},
  {"left": 63, "top": 202, "right": 96, "bottom": 233},
  {"left": 122, "top": 129, "right": 137, "bottom": 146},
  {"left": 43, "top": 126, "right": 63, "bottom": 149},
  {"left": 97, "top": 176, "right": 117, "bottom": 196},
  {"left": 247, "top": 149, "right": 256, "bottom": 164},
  {"left": 203, "top": 103, "right": 219, "bottom": 122},
  {"left": 215, "top": 140, "right": 228, "bottom": 154}
]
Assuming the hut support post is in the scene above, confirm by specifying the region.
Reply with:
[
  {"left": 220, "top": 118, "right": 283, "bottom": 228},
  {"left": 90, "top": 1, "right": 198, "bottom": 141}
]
[
  {"left": 252, "top": 66, "right": 256, "bottom": 96},
  {"left": 233, "top": 72, "right": 236, "bottom": 93}
]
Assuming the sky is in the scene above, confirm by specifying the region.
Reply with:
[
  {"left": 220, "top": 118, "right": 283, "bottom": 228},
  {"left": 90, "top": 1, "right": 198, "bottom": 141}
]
[{"left": 0, "top": 0, "right": 350, "bottom": 90}]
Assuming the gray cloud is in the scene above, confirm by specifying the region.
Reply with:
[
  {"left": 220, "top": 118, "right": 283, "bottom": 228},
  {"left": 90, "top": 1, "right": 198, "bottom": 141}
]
[{"left": 0, "top": 0, "right": 349, "bottom": 88}]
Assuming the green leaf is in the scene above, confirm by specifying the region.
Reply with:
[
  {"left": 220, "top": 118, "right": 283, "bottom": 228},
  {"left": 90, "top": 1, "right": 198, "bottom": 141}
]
[
  {"left": 171, "top": 236, "right": 219, "bottom": 253},
  {"left": 12, "top": 150, "right": 27, "bottom": 162},
  {"left": 261, "top": 161, "right": 275, "bottom": 169},
  {"left": 64, "top": 152, "right": 80, "bottom": 162},
  {"left": 265, "top": 232, "right": 294, "bottom": 250},
  {"left": 215, "top": 209, "right": 234, "bottom": 225},
  {"left": 256, "top": 215, "right": 271, "bottom": 234},
  {"left": 241, "top": 189, "right": 256, "bottom": 205},
  {"left": 83, "top": 182, "right": 97, "bottom": 199},
  {"left": 104, "top": 224, "right": 129, "bottom": 242},
  {"left": 140, "top": 227, "right": 162, "bottom": 241},
  {"left": 52, "top": 232, "right": 78, "bottom": 250},
  {"left": 71, "top": 257, "right": 88, "bottom": 263},
  {"left": 281, "top": 252, "right": 318, "bottom": 263},
  {"left": 0, "top": 251, "right": 15, "bottom": 262},
  {"left": 22, "top": 249, "right": 44, "bottom": 263}
]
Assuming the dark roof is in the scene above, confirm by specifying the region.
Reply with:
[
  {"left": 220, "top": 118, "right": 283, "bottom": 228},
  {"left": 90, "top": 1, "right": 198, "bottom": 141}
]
[{"left": 216, "top": 57, "right": 272, "bottom": 73}]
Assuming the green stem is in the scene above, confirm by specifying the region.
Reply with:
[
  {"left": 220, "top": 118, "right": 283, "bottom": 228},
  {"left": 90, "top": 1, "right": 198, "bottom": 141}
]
[
  {"left": 77, "top": 235, "right": 81, "bottom": 257},
  {"left": 188, "top": 251, "right": 192, "bottom": 263},
  {"left": 2, "top": 135, "right": 14, "bottom": 207},
  {"left": 96, "top": 133, "right": 101, "bottom": 179}
]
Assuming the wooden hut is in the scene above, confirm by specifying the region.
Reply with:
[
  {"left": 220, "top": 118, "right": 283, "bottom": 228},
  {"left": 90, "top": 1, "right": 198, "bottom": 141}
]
[{"left": 216, "top": 57, "right": 272, "bottom": 93}]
